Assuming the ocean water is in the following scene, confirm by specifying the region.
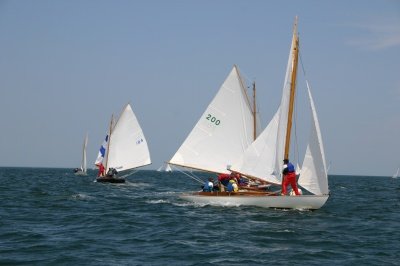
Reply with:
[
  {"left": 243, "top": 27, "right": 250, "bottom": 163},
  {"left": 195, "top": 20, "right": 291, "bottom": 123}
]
[{"left": 0, "top": 168, "right": 399, "bottom": 266}]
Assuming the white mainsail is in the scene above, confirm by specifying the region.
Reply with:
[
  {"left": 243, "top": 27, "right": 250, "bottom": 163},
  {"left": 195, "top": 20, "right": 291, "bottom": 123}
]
[
  {"left": 169, "top": 65, "right": 256, "bottom": 174},
  {"left": 106, "top": 104, "right": 151, "bottom": 172},
  {"left": 81, "top": 133, "right": 88, "bottom": 173}
]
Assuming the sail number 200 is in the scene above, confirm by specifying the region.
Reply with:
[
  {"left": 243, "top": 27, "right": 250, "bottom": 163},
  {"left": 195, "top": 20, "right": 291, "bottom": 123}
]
[{"left": 206, "top": 114, "right": 221, "bottom": 125}]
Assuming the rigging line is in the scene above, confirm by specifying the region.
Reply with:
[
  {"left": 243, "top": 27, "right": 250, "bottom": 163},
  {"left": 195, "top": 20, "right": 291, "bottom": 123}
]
[
  {"left": 299, "top": 50, "right": 308, "bottom": 81},
  {"left": 171, "top": 166, "right": 204, "bottom": 184},
  {"left": 119, "top": 169, "right": 138, "bottom": 179}
]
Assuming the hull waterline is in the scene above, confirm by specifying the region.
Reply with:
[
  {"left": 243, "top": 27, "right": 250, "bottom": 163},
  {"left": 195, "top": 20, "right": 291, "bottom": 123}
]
[{"left": 180, "top": 192, "right": 329, "bottom": 210}]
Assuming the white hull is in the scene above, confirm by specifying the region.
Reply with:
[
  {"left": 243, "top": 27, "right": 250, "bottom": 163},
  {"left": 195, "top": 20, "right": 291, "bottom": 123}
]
[{"left": 180, "top": 192, "right": 329, "bottom": 210}]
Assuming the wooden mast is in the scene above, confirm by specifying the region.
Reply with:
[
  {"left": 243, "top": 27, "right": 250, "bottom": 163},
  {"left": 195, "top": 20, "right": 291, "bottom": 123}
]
[
  {"left": 104, "top": 114, "right": 114, "bottom": 172},
  {"left": 252, "top": 81, "right": 257, "bottom": 141},
  {"left": 284, "top": 16, "right": 299, "bottom": 160}
]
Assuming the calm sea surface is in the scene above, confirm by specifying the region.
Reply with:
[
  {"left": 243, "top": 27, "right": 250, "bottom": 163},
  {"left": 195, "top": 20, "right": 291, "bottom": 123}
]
[{"left": 0, "top": 167, "right": 399, "bottom": 265}]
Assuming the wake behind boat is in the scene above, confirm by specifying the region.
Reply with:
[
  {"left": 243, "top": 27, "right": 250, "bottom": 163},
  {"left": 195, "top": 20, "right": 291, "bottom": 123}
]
[
  {"left": 170, "top": 17, "right": 329, "bottom": 210},
  {"left": 95, "top": 103, "right": 151, "bottom": 183}
]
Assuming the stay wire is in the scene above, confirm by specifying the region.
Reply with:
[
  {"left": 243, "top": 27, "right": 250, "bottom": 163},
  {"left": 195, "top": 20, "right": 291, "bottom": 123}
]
[{"left": 170, "top": 165, "right": 205, "bottom": 184}]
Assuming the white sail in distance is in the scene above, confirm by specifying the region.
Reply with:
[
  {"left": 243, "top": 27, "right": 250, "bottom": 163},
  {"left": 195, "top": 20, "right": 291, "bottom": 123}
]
[{"left": 81, "top": 133, "right": 88, "bottom": 173}]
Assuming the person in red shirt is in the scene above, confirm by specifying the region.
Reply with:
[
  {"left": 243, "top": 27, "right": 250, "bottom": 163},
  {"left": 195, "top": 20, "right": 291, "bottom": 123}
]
[{"left": 97, "top": 163, "right": 105, "bottom": 177}]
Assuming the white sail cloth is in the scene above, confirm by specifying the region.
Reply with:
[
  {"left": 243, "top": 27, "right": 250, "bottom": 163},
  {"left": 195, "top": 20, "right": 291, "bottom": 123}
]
[
  {"left": 298, "top": 84, "right": 329, "bottom": 195},
  {"left": 169, "top": 65, "right": 256, "bottom": 174},
  {"left": 81, "top": 133, "right": 88, "bottom": 173},
  {"left": 231, "top": 31, "right": 298, "bottom": 184},
  {"left": 107, "top": 104, "right": 151, "bottom": 172}
]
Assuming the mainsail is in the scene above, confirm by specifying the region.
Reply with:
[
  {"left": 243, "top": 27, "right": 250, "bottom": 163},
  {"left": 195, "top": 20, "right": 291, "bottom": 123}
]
[
  {"left": 169, "top": 65, "right": 257, "bottom": 174},
  {"left": 95, "top": 104, "right": 151, "bottom": 173},
  {"left": 106, "top": 104, "right": 151, "bottom": 172},
  {"left": 81, "top": 133, "right": 88, "bottom": 173}
]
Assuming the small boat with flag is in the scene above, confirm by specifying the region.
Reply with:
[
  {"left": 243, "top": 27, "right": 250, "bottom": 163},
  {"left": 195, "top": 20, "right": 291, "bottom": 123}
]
[{"left": 95, "top": 103, "right": 151, "bottom": 183}]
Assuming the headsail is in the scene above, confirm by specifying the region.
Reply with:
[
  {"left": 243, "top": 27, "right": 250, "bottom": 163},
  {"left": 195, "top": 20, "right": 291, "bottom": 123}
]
[
  {"left": 298, "top": 83, "right": 329, "bottom": 195},
  {"left": 169, "top": 65, "right": 256, "bottom": 174},
  {"left": 231, "top": 109, "right": 280, "bottom": 184}
]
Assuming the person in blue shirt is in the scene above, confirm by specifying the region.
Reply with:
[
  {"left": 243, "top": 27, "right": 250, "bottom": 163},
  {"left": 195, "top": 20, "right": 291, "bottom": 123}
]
[
  {"left": 281, "top": 159, "right": 300, "bottom": 195},
  {"left": 202, "top": 178, "right": 214, "bottom": 192}
]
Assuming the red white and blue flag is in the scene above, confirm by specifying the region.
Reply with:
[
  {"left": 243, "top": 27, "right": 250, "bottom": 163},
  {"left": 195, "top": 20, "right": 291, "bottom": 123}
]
[{"left": 95, "top": 134, "right": 108, "bottom": 166}]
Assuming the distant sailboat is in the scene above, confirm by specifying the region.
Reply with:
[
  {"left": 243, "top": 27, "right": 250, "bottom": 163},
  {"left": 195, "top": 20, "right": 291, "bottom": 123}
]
[
  {"left": 175, "top": 17, "right": 329, "bottom": 210},
  {"left": 157, "top": 163, "right": 172, "bottom": 172},
  {"left": 95, "top": 103, "right": 151, "bottom": 183},
  {"left": 74, "top": 133, "right": 88, "bottom": 176},
  {"left": 392, "top": 168, "right": 399, "bottom": 179}
]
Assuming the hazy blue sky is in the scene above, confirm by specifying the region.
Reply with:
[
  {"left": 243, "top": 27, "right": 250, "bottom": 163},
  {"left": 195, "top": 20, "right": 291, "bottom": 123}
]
[{"left": 0, "top": 0, "right": 399, "bottom": 176}]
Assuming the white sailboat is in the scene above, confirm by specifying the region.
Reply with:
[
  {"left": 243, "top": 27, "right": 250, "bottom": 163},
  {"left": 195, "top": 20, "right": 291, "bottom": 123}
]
[
  {"left": 168, "top": 65, "right": 258, "bottom": 174},
  {"left": 95, "top": 103, "right": 151, "bottom": 183},
  {"left": 74, "top": 133, "right": 88, "bottom": 176},
  {"left": 157, "top": 163, "right": 172, "bottom": 172},
  {"left": 177, "top": 17, "right": 329, "bottom": 210},
  {"left": 392, "top": 168, "right": 399, "bottom": 179}
]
